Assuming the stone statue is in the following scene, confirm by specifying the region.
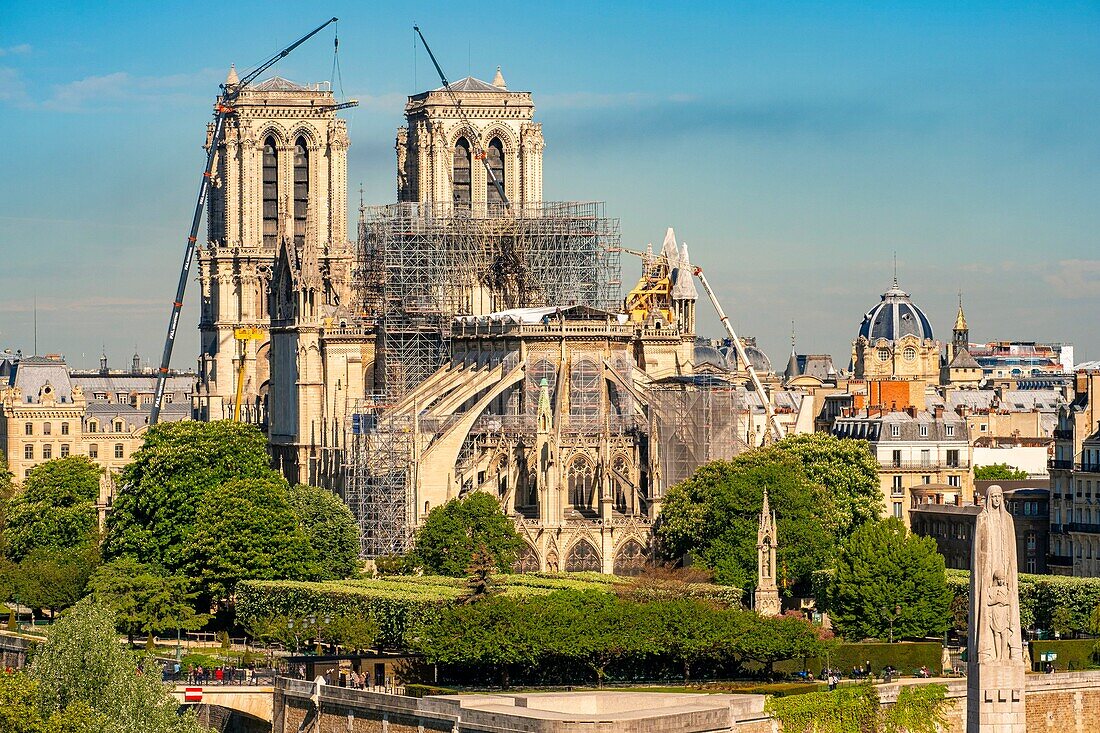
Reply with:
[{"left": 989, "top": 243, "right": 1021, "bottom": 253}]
[
  {"left": 967, "top": 484, "right": 1025, "bottom": 732},
  {"left": 972, "top": 485, "right": 1022, "bottom": 665}
]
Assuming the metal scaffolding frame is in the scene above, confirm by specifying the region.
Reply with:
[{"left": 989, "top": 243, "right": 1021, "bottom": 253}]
[
  {"left": 344, "top": 395, "right": 416, "bottom": 557},
  {"left": 650, "top": 376, "right": 751, "bottom": 492},
  {"left": 355, "top": 200, "right": 621, "bottom": 397}
]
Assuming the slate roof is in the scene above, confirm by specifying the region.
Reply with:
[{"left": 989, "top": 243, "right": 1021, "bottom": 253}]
[
  {"left": 7, "top": 357, "right": 74, "bottom": 403},
  {"left": 857, "top": 281, "right": 935, "bottom": 342},
  {"left": 251, "top": 76, "right": 309, "bottom": 92},
  {"left": 438, "top": 76, "right": 505, "bottom": 93}
]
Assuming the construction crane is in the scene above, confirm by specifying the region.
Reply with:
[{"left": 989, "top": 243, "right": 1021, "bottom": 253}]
[
  {"left": 149, "top": 17, "right": 353, "bottom": 425},
  {"left": 412, "top": 25, "right": 510, "bottom": 211},
  {"left": 231, "top": 327, "right": 265, "bottom": 421},
  {"left": 614, "top": 244, "right": 785, "bottom": 443}
]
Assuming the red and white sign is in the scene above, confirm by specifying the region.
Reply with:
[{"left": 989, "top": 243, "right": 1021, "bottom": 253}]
[{"left": 184, "top": 687, "right": 203, "bottom": 702}]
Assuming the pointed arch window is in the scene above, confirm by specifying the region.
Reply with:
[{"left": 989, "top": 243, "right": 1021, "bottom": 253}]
[
  {"left": 453, "top": 137, "right": 472, "bottom": 208},
  {"left": 486, "top": 137, "right": 505, "bottom": 206},
  {"left": 567, "top": 457, "right": 596, "bottom": 510},
  {"left": 262, "top": 137, "right": 278, "bottom": 248},
  {"left": 293, "top": 138, "right": 308, "bottom": 247}
]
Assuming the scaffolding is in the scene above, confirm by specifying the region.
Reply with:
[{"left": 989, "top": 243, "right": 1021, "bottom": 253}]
[
  {"left": 650, "top": 375, "right": 751, "bottom": 492},
  {"left": 356, "top": 200, "right": 622, "bottom": 397},
  {"left": 344, "top": 395, "right": 416, "bottom": 557}
]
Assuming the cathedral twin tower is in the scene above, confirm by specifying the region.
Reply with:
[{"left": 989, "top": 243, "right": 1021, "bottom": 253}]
[{"left": 194, "top": 67, "right": 545, "bottom": 484}]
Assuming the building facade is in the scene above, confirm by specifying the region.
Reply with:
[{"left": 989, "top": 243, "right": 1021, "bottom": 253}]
[
  {"left": 0, "top": 354, "right": 192, "bottom": 488},
  {"left": 1048, "top": 370, "right": 1100, "bottom": 575},
  {"left": 852, "top": 279, "right": 940, "bottom": 382}
]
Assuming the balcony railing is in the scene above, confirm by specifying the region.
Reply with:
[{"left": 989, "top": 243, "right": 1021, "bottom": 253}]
[
  {"left": 1079, "top": 464, "right": 1100, "bottom": 474},
  {"left": 1067, "top": 523, "right": 1100, "bottom": 534},
  {"left": 1049, "top": 459, "right": 1074, "bottom": 470},
  {"left": 880, "top": 460, "right": 969, "bottom": 471},
  {"left": 1054, "top": 429, "right": 1074, "bottom": 440}
]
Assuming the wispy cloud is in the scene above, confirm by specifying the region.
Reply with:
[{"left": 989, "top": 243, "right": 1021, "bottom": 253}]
[
  {"left": 1, "top": 67, "right": 223, "bottom": 112},
  {"left": 1043, "top": 260, "right": 1100, "bottom": 299},
  {"left": 0, "top": 297, "right": 163, "bottom": 314},
  {"left": 0, "top": 43, "right": 31, "bottom": 56}
]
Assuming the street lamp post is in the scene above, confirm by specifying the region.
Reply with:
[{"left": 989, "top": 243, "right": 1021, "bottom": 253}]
[{"left": 887, "top": 604, "right": 902, "bottom": 644}]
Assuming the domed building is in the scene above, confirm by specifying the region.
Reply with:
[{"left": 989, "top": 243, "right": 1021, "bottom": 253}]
[{"left": 852, "top": 279, "right": 941, "bottom": 383}]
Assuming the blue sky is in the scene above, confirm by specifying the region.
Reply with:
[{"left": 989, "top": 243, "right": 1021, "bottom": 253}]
[{"left": 1, "top": 1, "right": 1098, "bottom": 370}]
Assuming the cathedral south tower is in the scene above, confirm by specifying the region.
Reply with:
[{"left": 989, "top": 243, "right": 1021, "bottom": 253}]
[
  {"left": 396, "top": 67, "right": 544, "bottom": 208},
  {"left": 195, "top": 69, "right": 352, "bottom": 423}
]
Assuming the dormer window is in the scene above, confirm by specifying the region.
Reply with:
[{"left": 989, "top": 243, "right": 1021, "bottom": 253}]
[
  {"left": 114, "top": 420, "right": 124, "bottom": 433},
  {"left": 919, "top": 424, "right": 929, "bottom": 437},
  {"left": 890, "top": 424, "right": 900, "bottom": 437}
]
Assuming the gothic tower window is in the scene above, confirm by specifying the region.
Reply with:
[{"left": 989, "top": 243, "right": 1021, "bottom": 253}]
[
  {"left": 262, "top": 137, "right": 278, "bottom": 248},
  {"left": 567, "top": 457, "right": 595, "bottom": 511},
  {"left": 486, "top": 137, "right": 505, "bottom": 206},
  {"left": 453, "top": 137, "right": 472, "bottom": 208},
  {"left": 293, "top": 138, "right": 309, "bottom": 246}
]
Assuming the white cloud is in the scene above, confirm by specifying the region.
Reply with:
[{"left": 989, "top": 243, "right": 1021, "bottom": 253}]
[
  {"left": 0, "top": 43, "right": 31, "bottom": 56},
  {"left": 0, "top": 66, "right": 28, "bottom": 104}
]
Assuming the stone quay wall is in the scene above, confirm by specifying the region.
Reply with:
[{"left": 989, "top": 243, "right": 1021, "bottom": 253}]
[{"left": 273, "top": 671, "right": 1100, "bottom": 733}]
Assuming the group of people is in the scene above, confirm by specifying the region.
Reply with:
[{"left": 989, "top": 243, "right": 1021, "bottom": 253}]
[
  {"left": 313, "top": 668, "right": 376, "bottom": 689},
  {"left": 178, "top": 663, "right": 259, "bottom": 685}
]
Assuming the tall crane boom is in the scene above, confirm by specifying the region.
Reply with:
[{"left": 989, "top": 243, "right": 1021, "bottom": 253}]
[
  {"left": 612, "top": 244, "right": 785, "bottom": 442},
  {"left": 412, "top": 25, "right": 510, "bottom": 211},
  {"left": 149, "top": 18, "right": 340, "bottom": 425}
]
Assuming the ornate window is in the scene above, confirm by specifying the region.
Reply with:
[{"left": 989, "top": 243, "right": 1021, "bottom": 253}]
[
  {"left": 565, "top": 541, "right": 601, "bottom": 572},
  {"left": 293, "top": 137, "right": 308, "bottom": 246},
  {"left": 262, "top": 137, "right": 278, "bottom": 248},
  {"left": 567, "top": 457, "right": 596, "bottom": 510},
  {"left": 876, "top": 347, "right": 890, "bottom": 362},
  {"left": 903, "top": 346, "right": 917, "bottom": 361},
  {"left": 486, "top": 137, "right": 505, "bottom": 206},
  {"left": 513, "top": 544, "right": 540, "bottom": 573},
  {"left": 614, "top": 540, "right": 648, "bottom": 576},
  {"left": 453, "top": 137, "right": 472, "bottom": 208},
  {"left": 87, "top": 420, "right": 97, "bottom": 433}
]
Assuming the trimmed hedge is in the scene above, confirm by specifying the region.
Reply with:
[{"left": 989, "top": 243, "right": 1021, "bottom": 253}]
[
  {"left": 774, "top": 642, "right": 943, "bottom": 677},
  {"left": 1028, "top": 639, "right": 1100, "bottom": 671},
  {"left": 237, "top": 573, "right": 741, "bottom": 648},
  {"left": 817, "top": 568, "right": 1100, "bottom": 634}
]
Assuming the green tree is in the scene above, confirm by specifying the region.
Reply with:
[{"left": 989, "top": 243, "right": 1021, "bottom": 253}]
[
  {"left": 181, "top": 475, "right": 318, "bottom": 601},
  {"left": 830, "top": 519, "right": 951, "bottom": 641},
  {"left": 28, "top": 598, "right": 211, "bottom": 733},
  {"left": 104, "top": 421, "right": 277, "bottom": 572},
  {"left": 407, "top": 594, "right": 544, "bottom": 687},
  {"left": 658, "top": 457, "right": 835, "bottom": 590},
  {"left": 0, "top": 672, "right": 102, "bottom": 733},
  {"left": 737, "top": 613, "right": 827, "bottom": 676},
  {"left": 8, "top": 545, "right": 99, "bottom": 617},
  {"left": 88, "top": 558, "right": 207, "bottom": 649},
  {"left": 650, "top": 598, "right": 743, "bottom": 682},
  {"left": 286, "top": 484, "right": 360, "bottom": 580},
  {"left": 326, "top": 614, "right": 380, "bottom": 653},
  {"left": 3, "top": 456, "right": 101, "bottom": 562},
  {"left": 741, "top": 433, "right": 883, "bottom": 536},
  {"left": 974, "top": 463, "right": 1029, "bottom": 481},
  {"left": 410, "top": 492, "right": 523, "bottom": 576}
]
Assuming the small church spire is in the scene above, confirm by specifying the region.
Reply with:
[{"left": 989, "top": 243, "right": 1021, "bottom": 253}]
[
  {"left": 226, "top": 64, "right": 239, "bottom": 86},
  {"left": 492, "top": 65, "right": 507, "bottom": 90},
  {"left": 955, "top": 290, "right": 968, "bottom": 332},
  {"left": 755, "top": 488, "right": 781, "bottom": 616}
]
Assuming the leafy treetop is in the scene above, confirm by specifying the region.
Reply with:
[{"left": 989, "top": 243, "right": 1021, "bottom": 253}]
[
  {"left": 286, "top": 484, "right": 360, "bottom": 580},
  {"left": 974, "top": 463, "right": 1029, "bottom": 481},
  {"left": 410, "top": 492, "right": 523, "bottom": 577},
  {"left": 3, "top": 456, "right": 102, "bottom": 562},
  {"left": 103, "top": 421, "right": 277, "bottom": 571},
  {"left": 829, "top": 518, "right": 951, "bottom": 641}
]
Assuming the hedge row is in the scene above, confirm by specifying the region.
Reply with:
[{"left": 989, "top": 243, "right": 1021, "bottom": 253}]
[
  {"left": 944, "top": 569, "right": 1100, "bottom": 632},
  {"left": 237, "top": 573, "right": 740, "bottom": 648},
  {"left": 774, "top": 642, "right": 943, "bottom": 677},
  {"left": 1027, "top": 639, "right": 1100, "bottom": 671},
  {"left": 814, "top": 568, "right": 1100, "bottom": 634}
]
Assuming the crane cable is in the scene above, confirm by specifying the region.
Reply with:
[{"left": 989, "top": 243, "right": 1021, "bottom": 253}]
[{"left": 330, "top": 20, "right": 346, "bottom": 102}]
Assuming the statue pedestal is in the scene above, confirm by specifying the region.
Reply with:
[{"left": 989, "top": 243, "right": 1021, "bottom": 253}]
[
  {"left": 754, "top": 588, "right": 780, "bottom": 617},
  {"left": 966, "top": 663, "right": 1025, "bottom": 732}
]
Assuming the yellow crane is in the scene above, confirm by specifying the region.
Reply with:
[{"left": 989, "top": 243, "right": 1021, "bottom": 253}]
[
  {"left": 614, "top": 244, "right": 785, "bottom": 442},
  {"left": 232, "top": 327, "right": 265, "bottom": 422}
]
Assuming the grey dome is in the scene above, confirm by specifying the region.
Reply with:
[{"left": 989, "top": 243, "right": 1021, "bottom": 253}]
[
  {"left": 694, "top": 344, "right": 730, "bottom": 372},
  {"left": 720, "top": 344, "right": 771, "bottom": 374},
  {"left": 858, "top": 281, "right": 934, "bottom": 343}
]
